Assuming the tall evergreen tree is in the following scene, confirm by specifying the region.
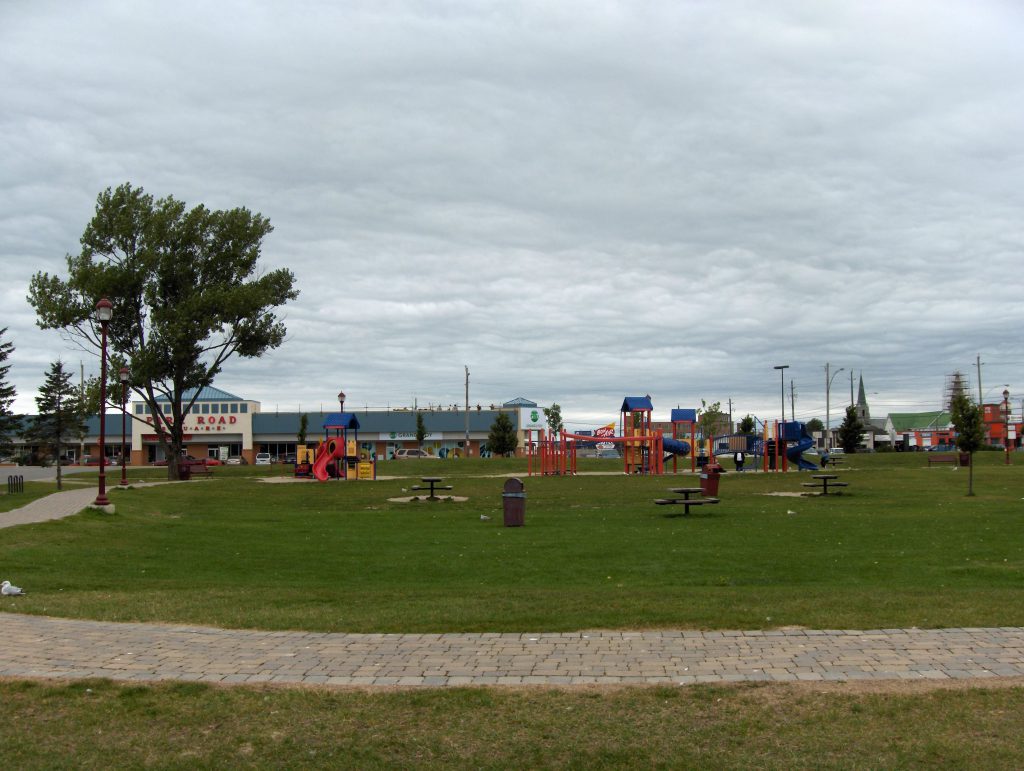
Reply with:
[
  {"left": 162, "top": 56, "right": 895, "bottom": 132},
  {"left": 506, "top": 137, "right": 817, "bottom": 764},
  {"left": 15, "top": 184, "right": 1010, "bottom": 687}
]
[
  {"left": 737, "top": 415, "right": 756, "bottom": 434},
  {"left": 28, "top": 360, "right": 87, "bottom": 490},
  {"left": 0, "top": 328, "right": 16, "bottom": 457},
  {"left": 487, "top": 412, "right": 518, "bottom": 457},
  {"left": 415, "top": 412, "right": 427, "bottom": 447},
  {"left": 950, "top": 393, "right": 985, "bottom": 496},
  {"left": 837, "top": 405, "right": 865, "bottom": 453}
]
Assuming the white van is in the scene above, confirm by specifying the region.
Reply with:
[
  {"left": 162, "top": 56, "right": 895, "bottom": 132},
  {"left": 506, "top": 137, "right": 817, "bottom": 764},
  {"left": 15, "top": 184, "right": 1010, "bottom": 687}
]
[{"left": 255, "top": 452, "right": 273, "bottom": 465}]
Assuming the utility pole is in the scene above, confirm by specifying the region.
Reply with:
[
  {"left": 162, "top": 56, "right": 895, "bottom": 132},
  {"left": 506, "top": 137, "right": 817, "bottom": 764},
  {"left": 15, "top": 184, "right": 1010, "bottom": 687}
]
[
  {"left": 976, "top": 354, "right": 983, "bottom": 406},
  {"left": 727, "top": 398, "right": 733, "bottom": 432},
  {"left": 790, "top": 381, "right": 796, "bottom": 421},
  {"left": 464, "top": 365, "right": 470, "bottom": 456},
  {"left": 80, "top": 361, "right": 86, "bottom": 462}
]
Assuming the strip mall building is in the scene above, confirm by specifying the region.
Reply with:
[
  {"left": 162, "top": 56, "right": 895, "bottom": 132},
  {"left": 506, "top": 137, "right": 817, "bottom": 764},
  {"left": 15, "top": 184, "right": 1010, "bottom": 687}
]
[{"left": 113, "top": 387, "right": 536, "bottom": 464}]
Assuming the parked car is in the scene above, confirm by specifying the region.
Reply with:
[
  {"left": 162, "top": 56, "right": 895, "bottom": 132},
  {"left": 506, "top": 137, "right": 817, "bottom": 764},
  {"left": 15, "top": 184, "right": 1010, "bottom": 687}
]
[
  {"left": 224, "top": 456, "right": 246, "bottom": 465},
  {"left": 255, "top": 452, "right": 273, "bottom": 465},
  {"left": 281, "top": 453, "right": 297, "bottom": 464},
  {"left": 204, "top": 457, "right": 223, "bottom": 466},
  {"left": 393, "top": 449, "right": 438, "bottom": 460}
]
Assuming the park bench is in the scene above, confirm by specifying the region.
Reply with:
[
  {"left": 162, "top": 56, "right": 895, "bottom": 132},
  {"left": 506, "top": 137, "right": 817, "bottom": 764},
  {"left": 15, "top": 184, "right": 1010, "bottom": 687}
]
[
  {"left": 925, "top": 454, "right": 962, "bottom": 466},
  {"left": 181, "top": 461, "right": 213, "bottom": 479}
]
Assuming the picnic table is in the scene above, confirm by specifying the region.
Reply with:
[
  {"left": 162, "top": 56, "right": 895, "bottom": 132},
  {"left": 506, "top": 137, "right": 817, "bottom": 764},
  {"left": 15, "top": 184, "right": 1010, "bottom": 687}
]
[
  {"left": 410, "top": 477, "right": 453, "bottom": 500},
  {"left": 802, "top": 474, "right": 849, "bottom": 495},
  {"left": 654, "top": 487, "right": 720, "bottom": 515}
]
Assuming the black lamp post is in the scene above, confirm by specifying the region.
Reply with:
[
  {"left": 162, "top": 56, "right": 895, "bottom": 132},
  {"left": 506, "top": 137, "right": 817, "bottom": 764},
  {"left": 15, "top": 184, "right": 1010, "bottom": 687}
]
[
  {"left": 1003, "top": 388, "right": 1011, "bottom": 466},
  {"left": 94, "top": 298, "right": 113, "bottom": 507},
  {"left": 119, "top": 367, "right": 129, "bottom": 486},
  {"left": 774, "top": 365, "right": 789, "bottom": 423}
]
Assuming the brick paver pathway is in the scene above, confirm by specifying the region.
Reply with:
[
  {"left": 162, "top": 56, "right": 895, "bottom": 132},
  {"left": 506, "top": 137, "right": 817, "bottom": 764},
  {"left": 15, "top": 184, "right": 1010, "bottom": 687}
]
[{"left": 2, "top": 614, "right": 1021, "bottom": 687}]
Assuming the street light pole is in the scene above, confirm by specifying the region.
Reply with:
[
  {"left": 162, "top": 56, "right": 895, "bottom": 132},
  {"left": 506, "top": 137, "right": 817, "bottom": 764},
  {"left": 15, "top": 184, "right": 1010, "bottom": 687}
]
[
  {"left": 774, "top": 365, "right": 789, "bottom": 424},
  {"left": 119, "top": 367, "right": 129, "bottom": 486},
  {"left": 825, "top": 363, "right": 844, "bottom": 451},
  {"left": 93, "top": 298, "right": 113, "bottom": 507},
  {"left": 1003, "top": 388, "right": 1011, "bottom": 466},
  {"left": 464, "top": 365, "right": 470, "bottom": 457}
]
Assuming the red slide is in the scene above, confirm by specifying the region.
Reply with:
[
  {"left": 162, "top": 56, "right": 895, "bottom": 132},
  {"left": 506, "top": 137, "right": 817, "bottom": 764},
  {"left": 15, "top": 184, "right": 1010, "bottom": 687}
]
[{"left": 313, "top": 438, "right": 346, "bottom": 481}]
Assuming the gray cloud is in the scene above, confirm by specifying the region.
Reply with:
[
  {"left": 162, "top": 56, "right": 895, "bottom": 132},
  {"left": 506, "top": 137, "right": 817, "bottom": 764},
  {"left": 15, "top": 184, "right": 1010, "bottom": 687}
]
[{"left": 2, "top": 0, "right": 1022, "bottom": 427}]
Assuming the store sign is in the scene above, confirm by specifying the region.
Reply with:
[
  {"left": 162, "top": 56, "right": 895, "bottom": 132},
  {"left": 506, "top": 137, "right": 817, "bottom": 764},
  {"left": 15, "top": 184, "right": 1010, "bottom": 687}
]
[
  {"left": 144, "top": 415, "right": 239, "bottom": 433},
  {"left": 381, "top": 431, "right": 441, "bottom": 441},
  {"left": 519, "top": 408, "right": 545, "bottom": 430}
]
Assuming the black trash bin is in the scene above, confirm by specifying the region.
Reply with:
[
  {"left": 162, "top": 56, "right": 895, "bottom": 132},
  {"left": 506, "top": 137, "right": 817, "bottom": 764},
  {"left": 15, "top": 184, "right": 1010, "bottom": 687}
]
[
  {"left": 178, "top": 462, "right": 192, "bottom": 481},
  {"left": 502, "top": 477, "right": 526, "bottom": 527}
]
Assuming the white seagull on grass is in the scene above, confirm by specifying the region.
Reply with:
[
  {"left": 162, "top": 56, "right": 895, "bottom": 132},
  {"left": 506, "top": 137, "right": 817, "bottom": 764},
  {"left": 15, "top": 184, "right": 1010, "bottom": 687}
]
[{"left": 1, "top": 580, "right": 26, "bottom": 596}]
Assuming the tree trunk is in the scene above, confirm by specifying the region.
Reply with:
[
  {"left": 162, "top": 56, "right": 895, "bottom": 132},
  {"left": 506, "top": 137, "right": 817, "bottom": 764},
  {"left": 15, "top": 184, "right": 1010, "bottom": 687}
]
[{"left": 967, "top": 453, "right": 975, "bottom": 496}]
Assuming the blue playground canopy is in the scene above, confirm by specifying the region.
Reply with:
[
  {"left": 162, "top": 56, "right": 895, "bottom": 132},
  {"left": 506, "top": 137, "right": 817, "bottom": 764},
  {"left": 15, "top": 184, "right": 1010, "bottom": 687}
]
[
  {"left": 620, "top": 396, "right": 654, "bottom": 412},
  {"left": 322, "top": 412, "right": 361, "bottom": 431},
  {"left": 671, "top": 408, "right": 697, "bottom": 422}
]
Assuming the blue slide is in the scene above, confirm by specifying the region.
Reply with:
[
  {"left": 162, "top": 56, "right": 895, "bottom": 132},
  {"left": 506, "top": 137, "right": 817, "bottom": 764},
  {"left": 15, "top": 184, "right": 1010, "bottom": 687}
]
[
  {"left": 787, "top": 435, "right": 819, "bottom": 471},
  {"left": 663, "top": 437, "right": 691, "bottom": 457}
]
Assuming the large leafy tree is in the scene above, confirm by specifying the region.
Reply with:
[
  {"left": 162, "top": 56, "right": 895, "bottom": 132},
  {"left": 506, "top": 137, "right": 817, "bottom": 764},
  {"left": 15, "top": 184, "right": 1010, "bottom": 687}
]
[
  {"left": 28, "top": 183, "right": 298, "bottom": 479},
  {"left": 26, "top": 360, "right": 87, "bottom": 490},
  {"left": 950, "top": 393, "right": 985, "bottom": 496},
  {"left": 837, "top": 405, "right": 865, "bottom": 453},
  {"left": 0, "top": 328, "right": 16, "bottom": 457},
  {"left": 487, "top": 412, "right": 518, "bottom": 457},
  {"left": 542, "top": 403, "right": 563, "bottom": 434}
]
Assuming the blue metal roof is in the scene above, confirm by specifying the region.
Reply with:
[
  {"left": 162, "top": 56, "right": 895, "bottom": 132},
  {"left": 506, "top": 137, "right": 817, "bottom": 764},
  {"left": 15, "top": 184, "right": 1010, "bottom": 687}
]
[
  {"left": 503, "top": 397, "right": 537, "bottom": 407},
  {"left": 155, "top": 386, "right": 245, "bottom": 402},
  {"left": 671, "top": 408, "right": 697, "bottom": 422},
  {"left": 252, "top": 409, "right": 513, "bottom": 435}
]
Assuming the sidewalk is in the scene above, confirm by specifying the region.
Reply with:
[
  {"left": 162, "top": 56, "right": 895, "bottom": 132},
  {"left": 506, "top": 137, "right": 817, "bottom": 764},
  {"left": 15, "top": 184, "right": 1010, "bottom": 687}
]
[
  {"left": 2, "top": 614, "right": 1022, "bottom": 687},
  {"left": 0, "top": 481, "right": 172, "bottom": 529}
]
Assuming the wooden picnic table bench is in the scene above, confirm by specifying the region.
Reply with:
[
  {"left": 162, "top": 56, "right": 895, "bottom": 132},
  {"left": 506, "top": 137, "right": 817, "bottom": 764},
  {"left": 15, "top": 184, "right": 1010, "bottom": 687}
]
[
  {"left": 410, "top": 477, "right": 453, "bottom": 499},
  {"left": 802, "top": 474, "right": 848, "bottom": 495}
]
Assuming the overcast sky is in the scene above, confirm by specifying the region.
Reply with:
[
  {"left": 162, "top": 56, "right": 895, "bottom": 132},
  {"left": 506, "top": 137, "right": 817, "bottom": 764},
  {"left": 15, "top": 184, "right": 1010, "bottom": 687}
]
[{"left": 2, "top": 0, "right": 1022, "bottom": 428}]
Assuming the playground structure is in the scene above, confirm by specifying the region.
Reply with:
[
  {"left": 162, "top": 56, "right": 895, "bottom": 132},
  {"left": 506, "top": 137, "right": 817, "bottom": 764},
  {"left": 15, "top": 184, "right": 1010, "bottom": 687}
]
[
  {"left": 307, "top": 412, "right": 377, "bottom": 481},
  {"left": 526, "top": 396, "right": 819, "bottom": 477},
  {"left": 707, "top": 420, "right": 817, "bottom": 472},
  {"left": 528, "top": 396, "right": 686, "bottom": 476}
]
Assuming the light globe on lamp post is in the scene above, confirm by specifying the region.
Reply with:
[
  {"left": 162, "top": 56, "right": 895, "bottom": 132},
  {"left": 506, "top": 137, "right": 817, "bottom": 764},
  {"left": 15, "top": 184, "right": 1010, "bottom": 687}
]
[
  {"left": 119, "top": 367, "right": 129, "bottom": 486},
  {"left": 93, "top": 298, "right": 113, "bottom": 507}
]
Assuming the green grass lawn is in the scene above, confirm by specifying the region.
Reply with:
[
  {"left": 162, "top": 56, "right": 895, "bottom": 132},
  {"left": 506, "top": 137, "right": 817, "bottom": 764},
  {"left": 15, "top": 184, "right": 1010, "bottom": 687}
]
[
  {"left": 2, "top": 452, "right": 1021, "bottom": 632},
  {"left": 3, "top": 453, "right": 1023, "bottom": 768},
  {"left": 2, "top": 678, "right": 1023, "bottom": 768}
]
